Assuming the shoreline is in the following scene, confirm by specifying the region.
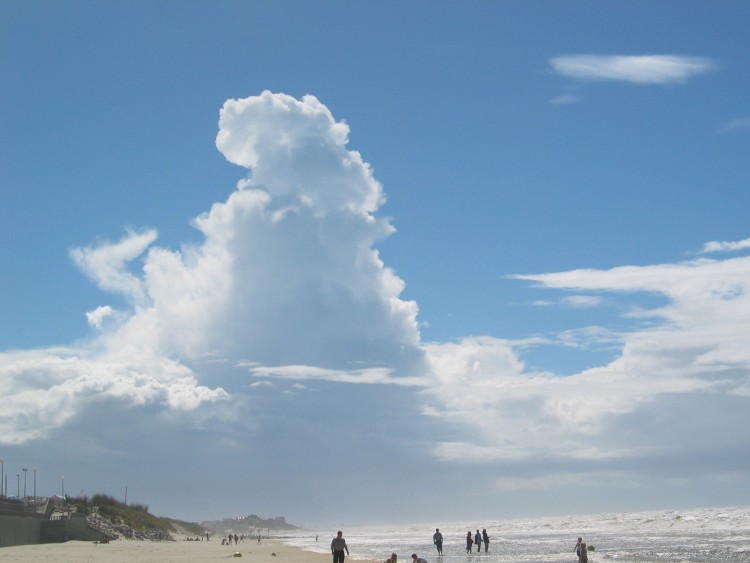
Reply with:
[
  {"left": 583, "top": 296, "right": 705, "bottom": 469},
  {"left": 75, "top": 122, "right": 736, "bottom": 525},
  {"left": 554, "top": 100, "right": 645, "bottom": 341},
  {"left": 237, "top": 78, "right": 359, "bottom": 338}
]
[{"left": 0, "top": 538, "right": 380, "bottom": 563}]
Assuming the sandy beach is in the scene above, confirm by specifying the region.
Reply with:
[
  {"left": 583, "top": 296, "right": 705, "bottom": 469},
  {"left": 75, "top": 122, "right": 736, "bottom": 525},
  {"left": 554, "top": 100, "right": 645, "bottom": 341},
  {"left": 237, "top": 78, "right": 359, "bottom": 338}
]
[{"left": 0, "top": 538, "right": 379, "bottom": 563}]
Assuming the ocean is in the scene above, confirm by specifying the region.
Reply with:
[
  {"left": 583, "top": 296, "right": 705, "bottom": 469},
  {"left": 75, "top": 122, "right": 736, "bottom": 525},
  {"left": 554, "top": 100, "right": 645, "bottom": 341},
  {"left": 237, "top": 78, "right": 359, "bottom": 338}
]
[{"left": 280, "top": 506, "right": 750, "bottom": 562}]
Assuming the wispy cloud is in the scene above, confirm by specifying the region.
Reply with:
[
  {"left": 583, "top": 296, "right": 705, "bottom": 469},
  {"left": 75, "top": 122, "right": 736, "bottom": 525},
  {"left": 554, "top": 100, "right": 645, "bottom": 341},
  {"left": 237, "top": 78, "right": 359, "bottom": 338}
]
[
  {"left": 699, "top": 237, "right": 750, "bottom": 254},
  {"left": 526, "top": 295, "right": 603, "bottom": 308},
  {"left": 550, "top": 93, "right": 581, "bottom": 105},
  {"left": 422, "top": 250, "right": 750, "bottom": 463},
  {"left": 248, "top": 364, "right": 428, "bottom": 387},
  {"left": 561, "top": 295, "right": 604, "bottom": 308},
  {"left": 69, "top": 228, "right": 158, "bottom": 305},
  {"left": 550, "top": 54, "right": 717, "bottom": 84},
  {"left": 720, "top": 117, "right": 750, "bottom": 133}
]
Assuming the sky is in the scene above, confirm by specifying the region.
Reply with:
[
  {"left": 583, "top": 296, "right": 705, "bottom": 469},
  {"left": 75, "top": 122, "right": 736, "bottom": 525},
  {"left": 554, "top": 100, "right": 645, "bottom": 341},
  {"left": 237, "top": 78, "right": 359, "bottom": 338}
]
[{"left": 1, "top": 1, "right": 750, "bottom": 527}]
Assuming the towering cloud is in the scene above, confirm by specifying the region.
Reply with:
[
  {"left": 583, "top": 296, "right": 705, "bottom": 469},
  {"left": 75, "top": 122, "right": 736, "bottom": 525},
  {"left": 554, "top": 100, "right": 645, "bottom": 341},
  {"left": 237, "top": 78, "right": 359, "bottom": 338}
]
[{"left": 1, "top": 92, "right": 425, "bottom": 443}]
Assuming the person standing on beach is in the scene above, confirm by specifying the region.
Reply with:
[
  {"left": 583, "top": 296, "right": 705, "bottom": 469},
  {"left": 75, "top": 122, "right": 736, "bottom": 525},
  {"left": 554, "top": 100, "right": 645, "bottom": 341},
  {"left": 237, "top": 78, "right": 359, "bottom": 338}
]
[
  {"left": 433, "top": 528, "right": 443, "bottom": 555},
  {"left": 331, "top": 530, "right": 350, "bottom": 563},
  {"left": 482, "top": 529, "right": 490, "bottom": 553},
  {"left": 466, "top": 531, "right": 473, "bottom": 553},
  {"left": 474, "top": 530, "right": 482, "bottom": 553}
]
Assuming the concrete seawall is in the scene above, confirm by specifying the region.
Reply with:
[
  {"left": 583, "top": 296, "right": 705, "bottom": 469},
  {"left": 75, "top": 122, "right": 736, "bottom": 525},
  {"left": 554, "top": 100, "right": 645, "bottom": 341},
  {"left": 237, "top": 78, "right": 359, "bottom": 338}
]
[
  {"left": 0, "top": 512, "right": 44, "bottom": 548},
  {"left": 0, "top": 498, "right": 106, "bottom": 548}
]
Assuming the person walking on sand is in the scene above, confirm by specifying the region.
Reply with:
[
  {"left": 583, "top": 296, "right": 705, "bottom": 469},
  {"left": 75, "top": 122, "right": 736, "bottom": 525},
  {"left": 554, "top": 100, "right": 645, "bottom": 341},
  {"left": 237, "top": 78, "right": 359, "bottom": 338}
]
[
  {"left": 482, "top": 529, "right": 490, "bottom": 553},
  {"left": 412, "top": 554, "right": 429, "bottom": 563},
  {"left": 474, "top": 530, "right": 482, "bottom": 553},
  {"left": 433, "top": 528, "right": 443, "bottom": 555},
  {"left": 331, "top": 530, "right": 350, "bottom": 563},
  {"left": 466, "top": 531, "right": 473, "bottom": 553}
]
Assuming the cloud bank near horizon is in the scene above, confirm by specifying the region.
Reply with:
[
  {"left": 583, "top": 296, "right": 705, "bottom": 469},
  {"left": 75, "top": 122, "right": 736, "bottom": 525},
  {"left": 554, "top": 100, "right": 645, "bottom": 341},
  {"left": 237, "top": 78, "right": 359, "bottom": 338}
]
[{"left": 1, "top": 93, "right": 749, "bottom": 493}]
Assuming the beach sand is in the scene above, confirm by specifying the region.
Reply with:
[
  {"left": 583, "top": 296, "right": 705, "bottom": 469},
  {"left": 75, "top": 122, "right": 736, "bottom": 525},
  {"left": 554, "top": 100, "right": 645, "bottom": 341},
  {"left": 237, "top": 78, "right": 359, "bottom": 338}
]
[{"left": 0, "top": 538, "right": 379, "bottom": 563}]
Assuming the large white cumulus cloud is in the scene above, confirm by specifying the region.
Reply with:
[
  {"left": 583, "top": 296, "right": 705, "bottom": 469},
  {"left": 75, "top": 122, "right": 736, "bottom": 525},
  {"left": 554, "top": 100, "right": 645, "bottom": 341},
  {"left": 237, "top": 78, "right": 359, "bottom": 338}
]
[
  {"left": 87, "top": 91, "right": 422, "bottom": 371},
  {"left": 0, "top": 92, "right": 424, "bottom": 443},
  {"left": 161, "top": 91, "right": 423, "bottom": 368}
]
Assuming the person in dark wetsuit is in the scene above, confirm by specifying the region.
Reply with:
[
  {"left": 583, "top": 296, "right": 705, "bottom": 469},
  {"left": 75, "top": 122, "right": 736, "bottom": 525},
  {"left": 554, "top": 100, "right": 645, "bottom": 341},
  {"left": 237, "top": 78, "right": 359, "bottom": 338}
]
[{"left": 433, "top": 528, "right": 443, "bottom": 555}]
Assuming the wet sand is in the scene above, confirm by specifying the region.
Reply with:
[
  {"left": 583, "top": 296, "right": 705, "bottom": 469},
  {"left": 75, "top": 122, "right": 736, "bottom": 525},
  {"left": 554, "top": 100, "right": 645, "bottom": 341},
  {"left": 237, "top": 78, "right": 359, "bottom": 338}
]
[{"left": 0, "top": 538, "right": 379, "bottom": 563}]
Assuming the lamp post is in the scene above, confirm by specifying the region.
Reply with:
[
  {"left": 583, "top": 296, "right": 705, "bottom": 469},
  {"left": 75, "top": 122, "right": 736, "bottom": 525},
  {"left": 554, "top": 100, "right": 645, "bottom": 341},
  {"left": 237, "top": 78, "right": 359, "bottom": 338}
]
[
  {"left": 22, "top": 468, "right": 28, "bottom": 500},
  {"left": 16, "top": 474, "right": 19, "bottom": 498},
  {"left": 0, "top": 458, "right": 4, "bottom": 498},
  {"left": 61, "top": 475, "right": 65, "bottom": 499},
  {"left": 33, "top": 468, "right": 37, "bottom": 503}
]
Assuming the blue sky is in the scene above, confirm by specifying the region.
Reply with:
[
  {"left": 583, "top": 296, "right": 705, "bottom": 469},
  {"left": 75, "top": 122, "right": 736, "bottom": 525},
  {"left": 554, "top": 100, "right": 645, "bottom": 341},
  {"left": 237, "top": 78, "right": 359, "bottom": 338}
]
[{"left": 2, "top": 1, "right": 750, "bottom": 526}]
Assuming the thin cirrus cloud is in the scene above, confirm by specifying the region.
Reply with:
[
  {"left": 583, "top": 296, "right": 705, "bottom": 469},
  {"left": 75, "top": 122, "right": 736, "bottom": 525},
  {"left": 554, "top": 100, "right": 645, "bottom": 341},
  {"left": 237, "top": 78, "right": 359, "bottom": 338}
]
[
  {"left": 550, "top": 54, "right": 717, "bottom": 84},
  {"left": 719, "top": 117, "right": 750, "bottom": 133}
]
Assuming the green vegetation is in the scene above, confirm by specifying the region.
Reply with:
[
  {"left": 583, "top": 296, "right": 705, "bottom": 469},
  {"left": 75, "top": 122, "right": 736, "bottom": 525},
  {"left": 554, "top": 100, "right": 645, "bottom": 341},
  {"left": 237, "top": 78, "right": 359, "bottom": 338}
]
[{"left": 67, "top": 493, "right": 204, "bottom": 535}]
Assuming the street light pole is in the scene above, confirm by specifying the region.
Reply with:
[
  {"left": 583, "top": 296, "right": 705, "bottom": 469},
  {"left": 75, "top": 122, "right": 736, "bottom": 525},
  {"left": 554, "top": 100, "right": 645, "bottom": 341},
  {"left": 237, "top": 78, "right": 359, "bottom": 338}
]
[
  {"left": 16, "top": 474, "right": 19, "bottom": 498},
  {"left": 22, "top": 468, "right": 28, "bottom": 500},
  {"left": 61, "top": 475, "right": 65, "bottom": 499},
  {"left": 33, "top": 468, "right": 37, "bottom": 503},
  {"left": 0, "top": 458, "right": 4, "bottom": 498}
]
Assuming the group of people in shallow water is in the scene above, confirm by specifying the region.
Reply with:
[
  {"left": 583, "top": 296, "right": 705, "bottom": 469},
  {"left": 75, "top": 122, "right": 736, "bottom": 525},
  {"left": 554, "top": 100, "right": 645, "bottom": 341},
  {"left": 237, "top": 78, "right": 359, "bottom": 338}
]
[
  {"left": 332, "top": 529, "right": 590, "bottom": 563},
  {"left": 462, "top": 528, "right": 491, "bottom": 554},
  {"left": 387, "top": 527, "right": 491, "bottom": 561}
]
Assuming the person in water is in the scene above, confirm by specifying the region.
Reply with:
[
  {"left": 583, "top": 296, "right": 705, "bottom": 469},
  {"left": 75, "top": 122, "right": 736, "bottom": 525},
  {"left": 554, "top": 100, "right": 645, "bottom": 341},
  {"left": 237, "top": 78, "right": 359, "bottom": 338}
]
[
  {"left": 466, "top": 531, "right": 473, "bottom": 553},
  {"left": 384, "top": 554, "right": 397, "bottom": 563},
  {"left": 482, "top": 529, "right": 490, "bottom": 553},
  {"left": 411, "top": 554, "right": 428, "bottom": 563},
  {"left": 578, "top": 542, "right": 588, "bottom": 563},
  {"left": 432, "top": 528, "right": 443, "bottom": 555}
]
